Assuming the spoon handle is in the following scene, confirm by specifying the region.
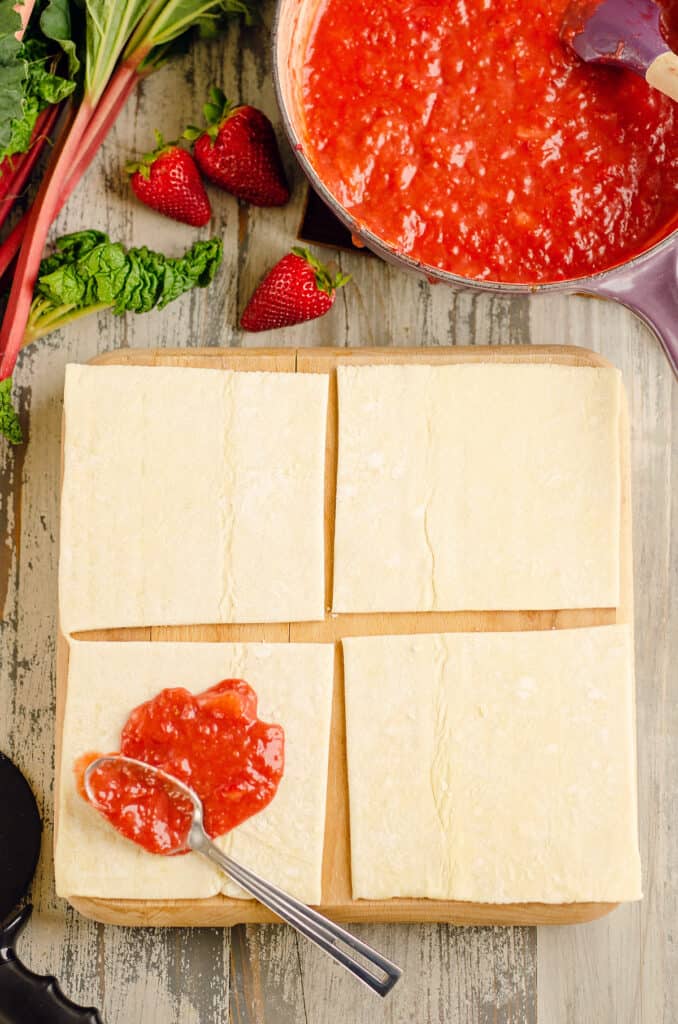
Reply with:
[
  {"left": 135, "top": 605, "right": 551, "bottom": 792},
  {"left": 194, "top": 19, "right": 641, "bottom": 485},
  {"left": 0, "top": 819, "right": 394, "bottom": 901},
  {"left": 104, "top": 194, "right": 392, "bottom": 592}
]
[
  {"left": 646, "top": 51, "right": 678, "bottom": 102},
  {"left": 192, "top": 831, "right": 401, "bottom": 998}
]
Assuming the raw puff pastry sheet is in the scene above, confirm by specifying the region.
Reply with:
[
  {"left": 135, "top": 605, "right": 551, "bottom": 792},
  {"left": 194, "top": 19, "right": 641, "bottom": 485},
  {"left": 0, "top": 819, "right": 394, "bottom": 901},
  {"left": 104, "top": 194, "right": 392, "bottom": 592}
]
[
  {"left": 343, "top": 626, "right": 641, "bottom": 903},
  {"left": 56, "top": 641, "right": 334, "bottom": 903},
  {"left": 333, "top": 363, "right": 622, "bottom": 613},
  {"left": 59, "top": 364, "right": 328, "bottom": 631}
]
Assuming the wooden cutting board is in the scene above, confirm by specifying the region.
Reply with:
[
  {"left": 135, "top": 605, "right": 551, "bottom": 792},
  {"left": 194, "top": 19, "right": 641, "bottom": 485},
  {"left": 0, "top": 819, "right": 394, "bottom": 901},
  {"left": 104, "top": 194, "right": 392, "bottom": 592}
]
[{"left": 56, "top": 344, "right": 632, "bottom": 927}]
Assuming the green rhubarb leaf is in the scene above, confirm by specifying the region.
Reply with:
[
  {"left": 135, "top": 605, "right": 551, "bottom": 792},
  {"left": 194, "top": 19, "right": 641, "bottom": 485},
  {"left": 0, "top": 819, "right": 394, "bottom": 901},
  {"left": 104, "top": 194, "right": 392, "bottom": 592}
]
[
  {"left": 0, "top": 0, "right": 22, "bottom": 63},
  {"left": 0, "top": 1, "right": 28, "bottom": 155},
  {"left": 1, "top": 38, "right": 76, "bottom": 160},
  {"left": 37, "top": 228, "right": 108, "bottom": 275},
  {"left": 40, "top": 0, "right": 81, "bottom": 78},
  {"left": 29, "top": 231, "right": 224, "bottom": 339},
  {"left": 0, "top": 0, "right": 78, "bottom": 163},
  {"left": 3, "top": 91, "right": 40, "bottom": 157},
  {"left": 35, "top": 64, "right": 76, "bottom": 104},
  {"left": 114, "top": 237, "right": 223, "bottom": 313},
  {"left": 36, "top": 231, "right": 128, "bottom": 307},
  {"left": 21, "top": 35, "right": 76, "bottom": 103},
  {"left": 115, "top": 246, "right": 160, "bottom": 313},
  {"left": 155, "top": 236, "right": 223, "bottom": 308},
  {"left": 0, "top": 377, "right": 23, "bottom": 445}
]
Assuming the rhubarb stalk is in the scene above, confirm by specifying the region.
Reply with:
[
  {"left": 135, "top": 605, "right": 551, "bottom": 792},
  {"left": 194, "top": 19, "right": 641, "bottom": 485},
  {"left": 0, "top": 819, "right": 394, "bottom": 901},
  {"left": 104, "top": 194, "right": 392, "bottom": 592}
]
[
  {"left": 0, "top": 66, "right": 142, "bottom": 278},
  {"left": 0, "top": 0, "right": 152, "bottom": 379},
  {"left": 0, "top": 99, "right": 88, "bottom": 378},
  {"left": 0, "top": 103, "right": 61, "bottom": 228},
  {"left": 0, "top": 0, "right": 256, "bottom": 439}
]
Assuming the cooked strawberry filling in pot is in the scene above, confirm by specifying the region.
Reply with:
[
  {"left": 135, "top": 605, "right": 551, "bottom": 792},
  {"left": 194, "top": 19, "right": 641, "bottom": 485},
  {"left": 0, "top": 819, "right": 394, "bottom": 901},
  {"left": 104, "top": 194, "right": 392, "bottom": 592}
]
[{"left": 301, "top": 0, "right": 678, "bottom": 283}]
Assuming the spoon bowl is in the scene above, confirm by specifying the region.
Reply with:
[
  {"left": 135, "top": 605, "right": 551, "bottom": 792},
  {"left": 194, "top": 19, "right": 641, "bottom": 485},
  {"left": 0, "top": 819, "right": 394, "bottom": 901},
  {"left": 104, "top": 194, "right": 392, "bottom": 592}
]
[{"left": 85, "top": 755, "right": 199, "bottom": 855}]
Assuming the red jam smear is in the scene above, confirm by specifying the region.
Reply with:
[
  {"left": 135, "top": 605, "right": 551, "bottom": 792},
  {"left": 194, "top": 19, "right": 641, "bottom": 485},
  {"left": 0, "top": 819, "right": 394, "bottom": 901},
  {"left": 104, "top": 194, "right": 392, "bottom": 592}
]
[
  {"left": 301, "top": 0, "right": 678, "bottom": 283},
  {"left": 77, "top": 679, "right": 284, "bottom": 855}
]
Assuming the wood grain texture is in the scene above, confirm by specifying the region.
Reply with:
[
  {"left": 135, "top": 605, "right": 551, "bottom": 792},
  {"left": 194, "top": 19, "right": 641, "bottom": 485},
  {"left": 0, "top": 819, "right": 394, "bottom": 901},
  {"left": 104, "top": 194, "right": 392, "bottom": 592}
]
[
  {"left": 0, "top": 2, "right": 674, "bottom": 1020},
  {"left": 230, "top": 922, "right": 537, "bottom": 1024},
  {"left": 56, "top": 343, "right": 626, "bottom": 929}
]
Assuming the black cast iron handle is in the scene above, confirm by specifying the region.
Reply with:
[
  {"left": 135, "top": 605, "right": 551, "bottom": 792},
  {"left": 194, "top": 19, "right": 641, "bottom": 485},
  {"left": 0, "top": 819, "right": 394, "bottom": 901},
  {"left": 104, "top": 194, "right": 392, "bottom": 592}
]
[{"left": 0, "top": 905, "right": 103, "bottom": 1024}]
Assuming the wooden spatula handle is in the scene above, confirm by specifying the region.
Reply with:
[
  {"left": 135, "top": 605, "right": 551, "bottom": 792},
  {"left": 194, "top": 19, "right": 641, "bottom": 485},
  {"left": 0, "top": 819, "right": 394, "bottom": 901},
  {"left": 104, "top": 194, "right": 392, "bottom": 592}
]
[{"left": 646, "top": 51, "right": 678, "bottom": 101}]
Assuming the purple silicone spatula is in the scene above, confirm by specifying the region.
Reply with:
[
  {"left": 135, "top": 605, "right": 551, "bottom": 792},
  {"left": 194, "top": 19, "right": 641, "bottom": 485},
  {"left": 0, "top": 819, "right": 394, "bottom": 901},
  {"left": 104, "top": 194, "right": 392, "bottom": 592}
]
[{"left": 561, "top": 0, "right": 678, "bottom": 100}]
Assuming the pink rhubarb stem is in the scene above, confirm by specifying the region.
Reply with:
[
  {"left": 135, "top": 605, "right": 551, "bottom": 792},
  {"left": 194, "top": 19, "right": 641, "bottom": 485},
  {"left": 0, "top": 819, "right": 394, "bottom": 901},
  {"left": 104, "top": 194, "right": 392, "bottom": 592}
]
[
  {"left": 0, "top": 99, "right": 89, "bottom": 380},
  {"left": 64, "top": 62, "right": 142, "bottom": 203},
  {"left": 14, "top": 0, "right": 36, "bottom": 37},
  {"left": 0, "top": 63, "right": 142, "bottom": 287},
  {"left": 0, "top": 220, "right": 23, "bottom": 280},
  {"left": 0, "top": 104, "right": 61, "bottom": 228}
]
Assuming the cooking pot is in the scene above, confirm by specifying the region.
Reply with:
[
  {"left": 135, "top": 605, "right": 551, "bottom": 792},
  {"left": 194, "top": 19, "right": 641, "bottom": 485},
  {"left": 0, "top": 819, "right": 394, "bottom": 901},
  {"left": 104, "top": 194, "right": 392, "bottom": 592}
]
[{"left": 273, "top": 0, "right": 678, "bottom": 376}]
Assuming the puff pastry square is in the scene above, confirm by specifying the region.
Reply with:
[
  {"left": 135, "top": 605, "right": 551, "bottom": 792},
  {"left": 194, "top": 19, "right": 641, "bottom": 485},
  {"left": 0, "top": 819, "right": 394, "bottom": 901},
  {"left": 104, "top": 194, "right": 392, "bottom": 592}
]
[
  {"left": 59, "top": 364, "right": 328, "bottom": 631},
  {"left": 333, "top": 363, "right": 621, "bottom": 613},
  {"left": 343, "top": 626, "right": 641, "bottom": 903},
  {"left": 56, "top": 640, "right": 334, "bottom": 903}
]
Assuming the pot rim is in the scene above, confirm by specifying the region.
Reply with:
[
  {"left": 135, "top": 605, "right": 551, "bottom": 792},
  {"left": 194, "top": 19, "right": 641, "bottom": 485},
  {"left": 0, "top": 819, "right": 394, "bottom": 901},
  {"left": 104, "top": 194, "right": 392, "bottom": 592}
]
[{"left": 271, "top": 0, "right": 678, "bottom": 295}]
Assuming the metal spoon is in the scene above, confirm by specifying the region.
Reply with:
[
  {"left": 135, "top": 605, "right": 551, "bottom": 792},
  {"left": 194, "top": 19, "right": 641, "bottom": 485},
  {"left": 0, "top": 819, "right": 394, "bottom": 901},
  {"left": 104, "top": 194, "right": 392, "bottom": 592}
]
[{"left": 84, "top": 756, "right": 402, "bottom": 998}]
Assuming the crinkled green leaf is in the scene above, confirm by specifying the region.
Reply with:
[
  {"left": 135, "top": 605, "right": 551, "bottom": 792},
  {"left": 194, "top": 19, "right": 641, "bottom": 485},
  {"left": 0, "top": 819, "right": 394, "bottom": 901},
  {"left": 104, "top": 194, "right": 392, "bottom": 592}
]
[
  {"left": 29, "top": 231, "right": 223, "bottom": 339},
  {"left": 38, "top": 263, "right": 88, "bottom": 305},
  {"left": 0, "top": 377, "right": 23, "bottom": 445},
  {"left": 3, "top": 91, "right": 39, "bottom": 157},
  {"left": 36, "top": 68, "right": 74, "bottom": 102},
  {"left": 40, "top": 0, "right": 80, "bottom": 77},
  {"left": 0, "top": 4, "right": 78, "bottom": 162},
  {"left": 114, "top": 246, "right": 162, "bottom": 313},
  {"left": 38, "top": 228, "right": 107, "bottom": 275},
  {"left": 1, "top": 39, "right": 76, "bottom": 160},
  {"left": 156, "top": 237, "right": 223, "bottom": 308},
  {"left": 0, "top": 1, "right": 28, "bottom": 154},
  {"left": 37, "top": 238, "right": 128, "bottom": 307},
  {"left": 0, "top": 0, "right": 22, "bottom": 62}
]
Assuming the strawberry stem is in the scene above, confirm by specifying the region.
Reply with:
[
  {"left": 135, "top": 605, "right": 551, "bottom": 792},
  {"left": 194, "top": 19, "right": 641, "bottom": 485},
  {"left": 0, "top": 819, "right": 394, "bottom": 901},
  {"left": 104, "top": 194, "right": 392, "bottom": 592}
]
[
  {"left": 125, "top": 126, "right": 179, "bottom": 176},
  {"left": 291, "top": 246, "right": 351, "bottom": 295},
  {"left": 201, "top": 86, "right": 234, "bottom": 139}
]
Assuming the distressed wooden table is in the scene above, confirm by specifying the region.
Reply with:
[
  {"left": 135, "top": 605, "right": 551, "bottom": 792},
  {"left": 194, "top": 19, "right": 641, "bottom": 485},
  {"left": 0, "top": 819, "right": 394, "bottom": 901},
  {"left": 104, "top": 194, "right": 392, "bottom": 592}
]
[{"left": 0, "top": 9, "right": 676, "bottom": 1023}]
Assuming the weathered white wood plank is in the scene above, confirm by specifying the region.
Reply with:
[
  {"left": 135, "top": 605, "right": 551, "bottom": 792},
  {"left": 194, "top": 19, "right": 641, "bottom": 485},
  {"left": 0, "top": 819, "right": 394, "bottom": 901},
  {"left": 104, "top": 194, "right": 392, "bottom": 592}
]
[{"left": 230, "top": 923, "right": 536, "bottom": 1024}]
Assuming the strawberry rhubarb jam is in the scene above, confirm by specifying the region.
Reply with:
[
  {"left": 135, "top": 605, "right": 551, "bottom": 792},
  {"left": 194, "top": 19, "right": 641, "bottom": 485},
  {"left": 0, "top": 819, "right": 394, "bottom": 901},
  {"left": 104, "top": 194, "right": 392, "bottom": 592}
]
[
  {"left": 301, "top": 0, "right": 678, "bottom": 282},
  {"left": 78, "top": 679, "right": 284, "bottom": 854}
]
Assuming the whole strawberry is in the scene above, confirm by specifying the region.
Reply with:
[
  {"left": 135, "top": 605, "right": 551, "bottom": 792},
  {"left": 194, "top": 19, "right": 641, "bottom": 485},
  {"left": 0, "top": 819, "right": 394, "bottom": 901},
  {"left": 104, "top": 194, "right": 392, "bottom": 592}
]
[
  {"left": 186, "top": 88, "right": 290, "bottom": 207},
  {"left": 126, "top": 132, "right": 211, "bottom": 227},
  {"left": 241, "top": 247, "right": 350, "bottom": 331}
]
